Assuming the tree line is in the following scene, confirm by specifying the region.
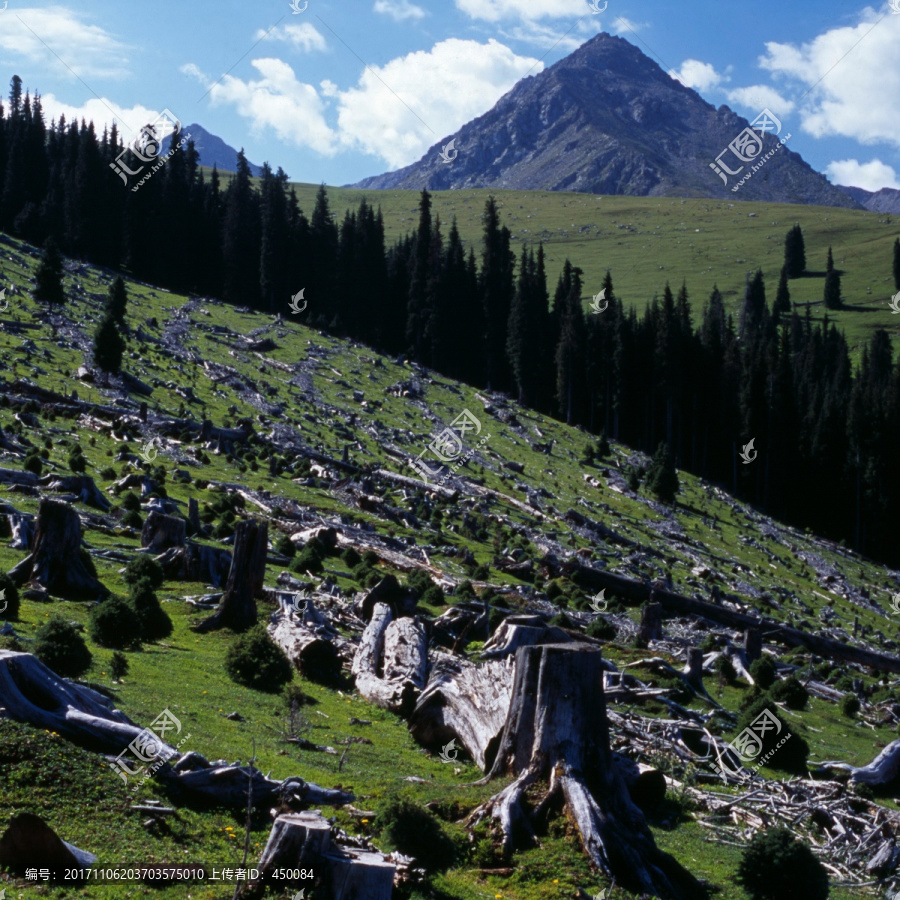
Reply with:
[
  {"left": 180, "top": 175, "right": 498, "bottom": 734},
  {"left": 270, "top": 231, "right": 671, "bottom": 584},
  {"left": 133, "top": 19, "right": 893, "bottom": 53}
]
[{"left": 4, "top": 76, "right": 900, "bottom": 566}]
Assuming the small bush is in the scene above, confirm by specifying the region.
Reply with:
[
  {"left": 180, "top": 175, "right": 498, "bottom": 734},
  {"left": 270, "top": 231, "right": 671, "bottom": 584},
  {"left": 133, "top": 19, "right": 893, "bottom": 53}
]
[
  {"left": 736, "top": 826, "right": 828, "bottom": 900},
  {"left": 99, "top": 466, "right": 117, "bottom": 481},
  {"left": 121, "top": 491, "right": 141, "bottom": 512},
  {"left": 374, "top": 798, "right": 455, "bottom": 872},
  {"left": 109, "top": 651, "right": 129, "bottom": 681},
  {"left": 769, "top": 675, "right": 809, "bottom": 710},
  {"left": 362, "top": 549, "right": 379, "bottom": 567},
  {"left": 69, "top": 450, "right": 86, "bottom": 473},
  {"left": 89, "top": 598, "right": 142, "bottom": 650},
  {"left": 841, "top": 693, "right": 861, "bottom": 718},
  {"left": 586, "top": 617, "right": 617, "bottom": 640},
  {"left": 123, "top": 554, "right": 164, "bottom": 590},
  {"left": 274, "top": 534, "right": 296, "bottom": 558},
  {"left": 422, "top": 584, "right": 445, "bottom": 606},
  {"left": 23, "top": 453, "right": 43, "bottom": 476},
  {"left": 224, "top": 626, "right": 293, "bottom": 692},
  {"left": 736, "top": 698, "right": 809, "bottom": 774},
  {"left": 35, "top": 617, "right": 92, "bottom": 678},
  {"left": 0, "top": 573, "right": 20, "bottom": 620},
  {"left": 549, "top": 613, "right": 575, "bottom": 629},
  {"left": 341, "top": 547, "right": 362, "bottom": 568},
  {"left": 750, "top": 655, "right": 778, "bottom": 691},
  {"left": 129, "top": 578, "right": 172, "bottom": 642},
  {"left": 121, "top": 509, "right": 142, "bottom": 529},
  {"left": 714, "top": 655, "right": 738, "bottom": 685},
  {"left": 407, "top": 568, "right": 435, "bottom": 599},
  {"left": 455, "top": 580, "right": 476, "bottom": 601},
  {"left": 290, "top": 545, "right": 324, "bottom": 575}
]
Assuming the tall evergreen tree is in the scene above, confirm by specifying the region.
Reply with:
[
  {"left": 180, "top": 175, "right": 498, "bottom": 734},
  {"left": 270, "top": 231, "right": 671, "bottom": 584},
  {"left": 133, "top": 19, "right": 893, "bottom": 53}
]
[
  {"left": 893, "top": 237, "right": 900, "bottom": 291},
  {"left": 106, "top": 276, "right": 127, "bottom": 324},
  {"left": 773, "top": 266, "right": 791, "bottom": 319},
  {"left": 826, "top": 245, "right": 834, "bottom": 275},
  {"left": 824, "top": 268, "right": 842, "bottom": 310},
  {"left": 784, "top": 224, "right": 806, "bottom": 278},
  {"left": 92, "top": 312, "right": 124, "bottom": 381},
  {"left": 479, "top": 196, "right": 515, "bottom": 391},
  {"left": 647, "top": 441, "right": 679, "bottom": 504},
  {"left": 34, "top": 236, "right": 65, "bottom": 310}
]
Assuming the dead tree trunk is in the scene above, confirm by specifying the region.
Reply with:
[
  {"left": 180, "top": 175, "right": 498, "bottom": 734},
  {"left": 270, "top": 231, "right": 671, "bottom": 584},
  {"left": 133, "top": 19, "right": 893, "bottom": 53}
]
[
  {"left": 638, "top": 602, "right": 663, "bottom": 643},
  {"left": 743, "top": 629, "right": 762, "bottom": 664},
  {"left": 9, "top": 499, "right": 108, "bottom": 598},
  {"left": 683, "top": 649, "right": 704, "bottom": 689},
  {"left": 472, "top": 643, "right": 707, "bottom": 899},
  {"left": 818, "top": 738, "right": 900, "bottom": 786},
  {"left": 8, "top": 513, "right": 33, "bottom": 550},
  {"left": 194, "top": 519, "right": 267, "bottom": 632},
  {"left": 141, "top": 511, "right": 186, "bottom": 553}
]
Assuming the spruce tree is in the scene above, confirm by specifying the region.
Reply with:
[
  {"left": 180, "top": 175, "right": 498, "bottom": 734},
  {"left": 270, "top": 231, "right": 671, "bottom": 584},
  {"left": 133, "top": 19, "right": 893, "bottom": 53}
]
[
  {"left": 647, "top": 441, "right": 679, "bottom": 504},
  {"left": 826, "top": 245, "right": 834, "bottom": 275},
  {"left": 106, "top": 275, "right": 127, "bottom": 324},
  {"left": 773, "top": 266, "right": 791, "bottom": 318},
  {"left": 93, "top": 312, "right": 124, "bottom": 380},
  {"left": 783, "top": 224, "right": 806, "bottom": 278},
  {"left": 34, "top": 237, "right": 65, "bottom": 310},
  {"left": 824, "top": 268, "right": 842, "bottom": 310},
  {"left": 893, "top": 237, "right": 900, "bottom": 291}
]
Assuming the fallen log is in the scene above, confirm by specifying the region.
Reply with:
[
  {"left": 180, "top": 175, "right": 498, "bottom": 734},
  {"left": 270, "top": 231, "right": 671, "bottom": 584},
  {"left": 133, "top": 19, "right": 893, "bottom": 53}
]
[
  {"left": 568, "top": 561, "right": 900, "bottom": 675},
  {"left": 39, "top": 475, "right": 111, "bottom": 511},
  {"left": 472, "top": 643, "right": 708, "bottom": 899},
  {"left": 818, "top": 738, "right": 900, "bottom": 786},
  {"left": 269, "top": 607, "right": 342, "bottom": 685},
  {"left": 373, "top": 467, "right": 458, "bottom": 500},
  {"left": 409, "top": 652, "right": 514, "bottom": 770},
  {"left": 9, "top": 499, "right": 108, "bottom": 598}
]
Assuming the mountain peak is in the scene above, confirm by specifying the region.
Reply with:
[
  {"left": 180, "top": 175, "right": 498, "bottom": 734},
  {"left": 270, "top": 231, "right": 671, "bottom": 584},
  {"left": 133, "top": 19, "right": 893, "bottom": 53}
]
[
  {"left": 162, "top": 123, "right": 264, "bottom": 177},
  {"left": 351, "top": 34, "right": 857, "bottom": 209}
]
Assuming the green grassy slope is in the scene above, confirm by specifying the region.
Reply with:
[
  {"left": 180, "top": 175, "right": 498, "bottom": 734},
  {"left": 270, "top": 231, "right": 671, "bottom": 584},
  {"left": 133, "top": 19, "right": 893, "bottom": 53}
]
[
  {"left": 287, "top": 182, "right": 900, "bottom": 358},
  {"left": 0, "top": 232, "right": 895, "bottom": 899}
]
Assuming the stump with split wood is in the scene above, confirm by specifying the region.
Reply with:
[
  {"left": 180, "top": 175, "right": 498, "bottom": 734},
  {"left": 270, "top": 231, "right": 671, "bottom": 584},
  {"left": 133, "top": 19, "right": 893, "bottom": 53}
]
[
  {"left": 471, "top": 642, "right": 706, "bottom": 899},
  {"left": 194, "top": 519, "right": 267, "bottom": 632},
  {"left": 9, "top": 499, "right": 108, "bottom": 598}
]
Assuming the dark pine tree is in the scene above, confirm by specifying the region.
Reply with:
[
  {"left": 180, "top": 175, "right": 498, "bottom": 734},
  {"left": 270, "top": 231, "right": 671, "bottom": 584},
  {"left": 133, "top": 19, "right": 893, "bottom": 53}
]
[
  {"left": 106, "top": 275, "right": 127, "bottom": 324},
  {"left": 824, "top": 268, "right": 842, "bottom": 310},
  {"left": 784, "top": 224, "right": 806, "bottom": 278},
  {"left": 773, "top": 265, "right": 791, "bottom": 319},
  {"left": 92, "top": 312, "right": 124, "bottom": 382},
  {"left": 34, "top": 236, "right": 65, "bottom": 310},
  {"left": 826, "top": 245, "right": 834, "bottom": 275},
  {"left": 221, "top": 150, "right": 261, "bottom": 308},
  {"left": 480, "top": 196, "right": 515, "bottom": 391},
  {"left": 647, "top": 441, "right": 679, "bottom": 504},
  {"left": 893, "top": 237, "right": 900, "bottom": 291}
]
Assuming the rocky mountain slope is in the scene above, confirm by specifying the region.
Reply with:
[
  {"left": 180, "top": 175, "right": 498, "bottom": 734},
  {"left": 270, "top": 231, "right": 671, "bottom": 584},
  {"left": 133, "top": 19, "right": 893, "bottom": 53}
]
[
  {"left": 353, "top": 33, "right": 860, "bottom": 209},
  {"left": 161, "top": 122, "right": 263, "bottom": 176},
  {"left": 838, "top": 184, "right": 900, "bottom": 214}
]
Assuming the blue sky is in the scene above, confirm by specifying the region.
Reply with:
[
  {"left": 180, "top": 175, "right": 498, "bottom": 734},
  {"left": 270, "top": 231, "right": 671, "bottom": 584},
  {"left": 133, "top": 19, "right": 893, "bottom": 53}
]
[{"left": 2, "top": 0, "right": 900, "bottom": 191}]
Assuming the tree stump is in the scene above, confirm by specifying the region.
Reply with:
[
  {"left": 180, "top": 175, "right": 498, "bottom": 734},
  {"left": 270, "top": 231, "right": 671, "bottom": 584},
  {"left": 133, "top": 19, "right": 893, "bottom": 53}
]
[
  {"left": 472, "top": 643, "right": 707, "bottom": 899},
  {"left": 154, "top": 543, "right": 232, "bottom": 587},
  {"left": 188, "top": 497, "right": 202, "bottom": 535},
  {"left": 258, "top": 812, "right": 332, "bottom": 873},
  {"left": 141, "top": 511, "right": 186, "bottom": 553},
  {"left": 743, "top": 629, "right": 763, "bottom": 664},
  {"left": 9, "top": 499, "right": 108, "bottom": 598},
  {"left": 683, "top": 648, "right": 704, "bottom": 688},
  {"left": 638, "top": 602, "right": 663, "bottom": 643},
  {"left": 194, "top": 519, "right": 267, "bottom": 632},
  {"left": 8, "top": 513, "right": 33, "bottom": 550}
]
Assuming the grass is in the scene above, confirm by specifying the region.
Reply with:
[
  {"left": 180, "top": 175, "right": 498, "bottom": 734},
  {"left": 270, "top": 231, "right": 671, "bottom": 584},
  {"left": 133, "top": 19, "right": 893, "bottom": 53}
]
[{"left": 0, "top": 227, "right": 894, "bottom": 897}]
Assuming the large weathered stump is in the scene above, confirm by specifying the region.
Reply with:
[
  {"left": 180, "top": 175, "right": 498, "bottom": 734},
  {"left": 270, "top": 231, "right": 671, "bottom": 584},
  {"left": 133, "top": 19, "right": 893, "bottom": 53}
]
[
  {"left": 194, "top": 519, "right": 267, "bottom": 632},
  {"left": 637, "top": 602, "right": 663, "bottom": 643},
  {"left": 472, "top": 643, "right": 707, "bottom": 899},
  {"left": 9, "top": 499, "right": 107, "bottom": 598},
  {"left": 141, "top": 511, "right": 186, "bottom": 553}
]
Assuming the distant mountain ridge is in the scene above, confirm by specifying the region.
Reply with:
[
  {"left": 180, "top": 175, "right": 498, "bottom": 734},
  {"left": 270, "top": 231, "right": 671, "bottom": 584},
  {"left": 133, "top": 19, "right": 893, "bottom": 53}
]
[
  {"left": 162, "top": 123, "right": 263, "bottom": 176},
  {"left": 836, "top": 185, "right": 900, "bottom": 214},
  {"left": 352, "top": 32, "right": 859, "bottom": 209}
]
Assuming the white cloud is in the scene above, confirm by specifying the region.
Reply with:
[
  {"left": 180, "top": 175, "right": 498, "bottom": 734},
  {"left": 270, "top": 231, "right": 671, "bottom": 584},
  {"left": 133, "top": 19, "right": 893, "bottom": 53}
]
[
  {"left": 611, "top": 16, "right": 645, "bottom": 35},
  {"left": 0, "top": 6, "right": 130, "bottom": 79},
  {"left": 669, "top": 59, "right": 725, "bottom": 92},
  {"left": 758, "top": 10, "right": 900, "bottom": 147},
  {"left": 335, "top": 37, "right": 541, "bottom": 168},
  {"left": 187, "top": 58, "right": 337, "bottom": 156},
  {"left": 254, "top": 23, "right": 327, "bottom": 53},
  {"left": 825, "top": 158, "right": 899, "bottom": 191},
  {"left": 725, "top": 85, "right": 795, "bottom": 116},
  {"left": 374, "top": 0, "right": 426, "bottom": 22},
  {"left": 454, "top": 0, "right": 588, "bottom": 22}
]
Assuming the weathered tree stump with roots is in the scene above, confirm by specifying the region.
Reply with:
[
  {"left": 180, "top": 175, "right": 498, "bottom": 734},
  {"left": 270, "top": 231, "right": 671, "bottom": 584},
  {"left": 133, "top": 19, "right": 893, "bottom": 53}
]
[
  {"left": 470, "top": 642, "right": 706, "bottom": 899},
  {"left": 9, "top": 499, "right": 107, "bottom": 598},
  {"left": 194, "top": 519, "right": 267, "bottom": 632}
]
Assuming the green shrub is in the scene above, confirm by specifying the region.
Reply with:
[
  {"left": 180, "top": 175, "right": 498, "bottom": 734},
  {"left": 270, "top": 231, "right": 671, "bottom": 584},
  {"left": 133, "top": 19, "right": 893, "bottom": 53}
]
[
  {"left": 224, "top": 626, "right": 293, "bottom": 692},
  {"left": 109, "top": 651, "right": 129, "bottom": 681},
  {"left": 736, "top": 698, "right": 809, "bottom": 774},
  {"left": 549, "top": 613, "right": 575, "bottom": 629},
  {"left": 89, "top": 598, "right": 142, "bottom": 649},
  {"left": 373, "top": 798, "right": 455, "bottom": 872},
  {"left": 407, "top": 569, "right": 435, "bottom": 599},
  {"left": 0, "top": 573, "right": 20, "bottom": 620},
  {"left": 545, "top": 579, "right": 564, "bottom": 601},
  {"left": 735, "top": 826, "right": 828, "bottom": 900},
  {"left": 714, "top": 655, "right": 738, "bottom": 685},
  {"left": 129, "top": 578, "right": 172, "bottom": 641},
  {"left": 290, "top": 545, "right": 324, "bottom": 575},
  {"left": 23, "top": 453, "right": 42, "bottom": 476},
  {"left": 750, "top": 655, "right": 778, "bottom": 690},
  {"left": 422, "top": 584, "right": 445, "bottom": 606},
  {"left": 769, "top": 675, "right": 809, "bottom": 710},
  {"left": 121, "top": 491, "right": 141, "bottom": 511},
  {"left": 341, "top": 547, "right": 362, "bottom": 568},
  {"left": 274, "top": 534, "right": 296, "bottom": 558},
  {"left": 455, "top": 580, "right": 476, "bottom": 601},
  {"left": 121, "top": 509, "right": 142, "bottom": 529},
  {"left": 473, "top": 564, "right": 490, "bottom": 580},
  {"left": 841, "top": 693, "right": 861, "bottom": 718},
  {"left": 69, "top": 450, "right": 86, "bottom": 473},
  {"left": 586, "top": 617, "right": 616, "bottom": 640},
  {"left": 99, "top": 466, "right": 117, "bottom": 481},
  {"left": 123, "top": 554, "right": 164, "bottom": 590},
  {"left": 35, "top": 617, "right": 92, "bottom": 678},
  {"left": 362, "top": 550, "right": 379, "bottom": 567}
]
